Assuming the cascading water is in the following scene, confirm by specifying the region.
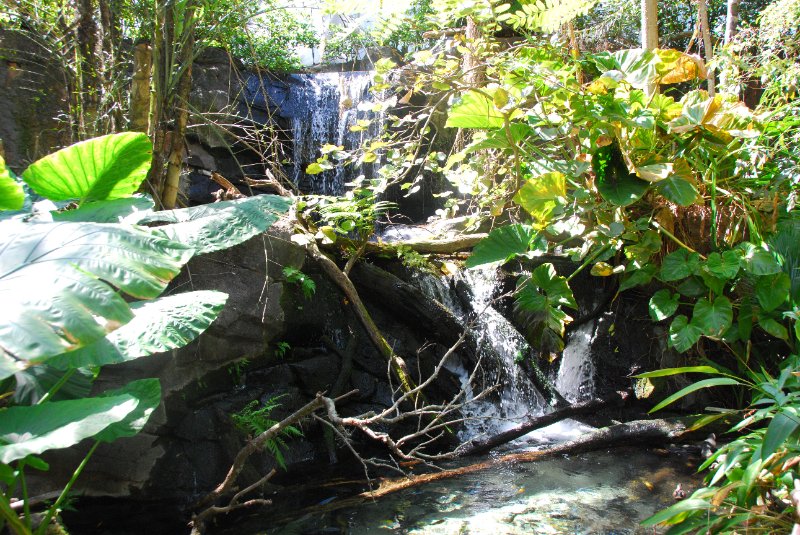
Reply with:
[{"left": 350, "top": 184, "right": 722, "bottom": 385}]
[{"left": 283, "top": 71, "right": 383, "bottom": 195}]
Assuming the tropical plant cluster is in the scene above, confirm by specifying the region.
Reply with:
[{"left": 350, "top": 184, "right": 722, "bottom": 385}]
[{"left": 0, "top": 133, "right": 290, "bottom": 533}]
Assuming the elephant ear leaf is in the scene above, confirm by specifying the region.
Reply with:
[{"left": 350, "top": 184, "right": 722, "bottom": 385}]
[
  {"left": 0, "top": 157, "right": 24, "bottom": 211},
  {"left": 136, "top": 194, "right": 293, "bottom": 254},
  {"left": 0, "top": 221, "right": 193, "bottom": 378},
  {"left": 22, "top": 132, "right": 152, "bottom": 204},
  {"left": 0, "top": 378, "right": 160, "bottom": 463}
]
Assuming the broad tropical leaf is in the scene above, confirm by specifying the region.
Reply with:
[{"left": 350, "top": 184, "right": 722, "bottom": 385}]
[
  {"left": 48, "top": 291, "right": 228, "bottom": 370},
  {"left": 641, "top": 499, "right": 714, "bottom": 526},
  {"left": 52, "top": 195, "right": 155, "bottom": 223},
  {"left": 466, "top": 224, "right": 540, "bottom": 267},
  {"left": 693, "top": 296, "right": 733, "bottom": 337},
  {"left": 593, "top": 144, "right": 648, "bottom": 206},
  {"left": 755, "top": 272, "right": 791, "bottom": 312},
  {"left": 668, "top": 315, "right": 703, "bottom": 352},
  {"left": 656, "top": 176, "right": 698, "bottom": 206},
  {"left": 22, "top": 133, "right": 152, "bottom": 204},
  {"left": 0, "top": 378, "right": 160, "bottom": 463},
  {"left": 0, "top": 157, "right": 24, "bottom": 211},
  {"left": 661, "top": 249, "right": 701, "bottom": 281},
  {"left": 445, "top": 90, "right": 505, "bottom": 129},
  {"left": 705, "top": 251, "right": 741, "bottom": 279},
  {"left": 649, "top": 289, "right": 679, "bottom": 321},
  {"left": 739, "top": 242, "right": 782, "bottom": 276},
  {"left": 93, "top": 379, "right": 161, "bottom": 442},
  {"left": 137, "top": 195, "right": 292, "bottom": 254},
  {"left": 513, "top": 172, "right": 566, "bottom": 226},
  {"left": 0, "top": 221, "right": 193, "bottom": 377},
  {"left": 0, "top": 392, "right": 137, "bottom": 463}
]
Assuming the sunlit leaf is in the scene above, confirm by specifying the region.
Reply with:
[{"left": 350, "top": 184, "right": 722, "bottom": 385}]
[
  {"left": 137, "top": 195, "right": 292, "bottom": 255},
  {"left": 661, "top": 249, "right": 701, "bottom": 281},
  {"left": 0, "top": 156, "right": 24, "bottom": 211},
  {"left": 48, "top": 291, "right": 228, "bottom": 369},
  {"left": 649, "top": 289, "right": 679, "bottom": 321},
  {"left": 513, "top": 172, "right": 565, "bottom": 226},
  {"left": 466, "top": 224, "right": 540, "bottom": 267},
  {"left": 446, "top": 90, "right": 505, "bottom": 129},
  {"left": 22, "top": 133, "right": 152, "bottom": 204}
]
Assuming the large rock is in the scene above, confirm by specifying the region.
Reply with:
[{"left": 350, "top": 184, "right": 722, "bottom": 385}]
[{"left": 0, "top": 29, "right": 70, "bottom": 171}]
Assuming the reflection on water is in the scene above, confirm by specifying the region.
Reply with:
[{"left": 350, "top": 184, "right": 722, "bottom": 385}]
[{"left": 267, "top": 448, "right": 699, "bottom": 534}]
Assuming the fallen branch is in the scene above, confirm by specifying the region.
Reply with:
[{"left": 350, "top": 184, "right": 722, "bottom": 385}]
[
  {"left": 362, "top": 234, "right": 488, "bottom": 256},
  {"left": 279, "top": 416, "right": 708, "bottom": 521},
  {"left": 305, "top": 239, "right": 417, "bottom": 394},
  {"left": 456, "top": 390, "right": 631, "bottom": 456}
]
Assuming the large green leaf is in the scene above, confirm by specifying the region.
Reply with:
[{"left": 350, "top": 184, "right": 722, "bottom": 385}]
[
  {"left": 705, "top": 251, "right": 741, "bottom": 280},
  {"left": 0, "top": 221, "right": 193, "bottom": 377},
  {"left": 668, "top": 315, "right": 703, "bottom": 352},
  {"left": 0, "top": 393, "right": 137, "bottom": 463},
  {"left": 660, "top": 249, "right": 701, "bottom": 281},
  {"left": 137, "top": 195, "right": 292, "bottom": 254},
  {"left": 618, "top": 263, "right": 657, "bottom": 292},
  {"left": 755, "top": 272, "right": 791, "bottom": 312},
  {"left": 52, "top": 195, "right": 155, "bottom": 223},
  {"left": 693, "top": 296, "right": 733, "bottom": 337},
  {"left": 656, "top": 176, "right": 698, "bottom": 206},
  {"left": 513, "top": 172, "right": 565, "bottom": 226},
  {"left": 649, "top": 377, "right": 741, "bottom": 413},
  {"left": 0, "top": 156, "right": 24, "bottom": 211},
  {"left": 48, "top": 291, "right": 228, "bottom": 370},
  {"left": 94, "top": 379, "right": 161, "bottom": 442},
  {"left": 593, "top": 144, "right": 648, "bottom": 206},
  {"left": 0, "top": 378, "right": 160, "bottom": 463},
  {"left": 445, "top": 90, "right": 505, "bottom": 129},
  {"left": 22, "top": 133, "right": 152, "bottom": 204},
  {"left": 528, "top": 263, "right": 577, "bottom": 309},
  {"left": 466, "top": 224, "right": 539, "bottom": 268},
  {"left": 649, "top": 289, "right": 679, "bottom": 321}
]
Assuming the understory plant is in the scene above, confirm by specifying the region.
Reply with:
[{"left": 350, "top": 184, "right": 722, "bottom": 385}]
[
  {"left": 231, "top": 395, "right": 302, "bottom": 469},
  {"left": 0, "top": 132, "right": 291, "bottom": 533}
]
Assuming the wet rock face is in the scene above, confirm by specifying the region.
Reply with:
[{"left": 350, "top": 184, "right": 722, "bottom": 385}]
[
  {"left": 0, "top": 29, "right": 70, "bottom": 171},
  {"left": 29, "top": 216, "right": 463, "bottom": 505}
]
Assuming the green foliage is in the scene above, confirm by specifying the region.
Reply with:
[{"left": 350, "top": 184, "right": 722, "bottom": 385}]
[
  {"left": 231, "top": 397, "right": 302, "bottom": 469},
  {"left": 0, "top": 133, "right": 290, "bottom": 532},
  {"left": 0, "top": 157, "right": 24, "bottom": 211},
  {"left": 282, "top": 267, "right": 316, "bottom": 299},
  {"left": 21, "top": 133, "right": 152, "bottom": 203}
]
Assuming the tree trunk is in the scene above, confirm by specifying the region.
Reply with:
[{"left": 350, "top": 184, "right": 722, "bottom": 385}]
[
  {"left": 130, "top": 43, "right": 152, "bottom": 133},
  {"left": 76, "top": 0, "right": 101, "bottom": 136},
  {"left": 697, "top": 0, "right": 716, "bottom": 96},
  {"left": 279, "top": 416, "right": 709, "bottom": 521},
  {"left": 456, "top": 390, "right": 631, "bottom": 456},
  {"left": 641, "top": 0, "right": 659, "bottom": 95},
  {"left": 724, "top": 0, "right": 740, "bottom": 45},
  {"left": 161, "top": 1, "right": 197, "bottom": 209}
]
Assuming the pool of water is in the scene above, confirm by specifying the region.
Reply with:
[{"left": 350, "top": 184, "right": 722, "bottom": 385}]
[{"left": 263, "top": 448, "right": 700, "bottom": 534}]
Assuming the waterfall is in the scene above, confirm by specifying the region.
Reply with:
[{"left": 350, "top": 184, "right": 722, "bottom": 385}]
[
  {"left": 414, "top": 264, "right": 600, "bottom": 444},
  {"left": 283, "top": 71, "right": 382, "bottom": 195},
  {"left": 415, "top": 267, "right": 546, "bottom": 440}
]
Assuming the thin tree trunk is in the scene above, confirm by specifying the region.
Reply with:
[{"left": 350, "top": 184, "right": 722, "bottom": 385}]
[
  {"left": 130, "top": 43, "right": 152, "bottom": 133},
  {"left": 77, "top": 0, "right": 101, "bottom": 136},
  {"left": 641, "top": 0, "right": 659, "bottom": 95},
  {"left": 145, "top": 2, "right": 167, "bottom": 205},
  {"left": 724, "top": 0, "right": 740, "bottom": 45},
  {"left": 698, "top": 0, "right": 716, "bottom": 96}
]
